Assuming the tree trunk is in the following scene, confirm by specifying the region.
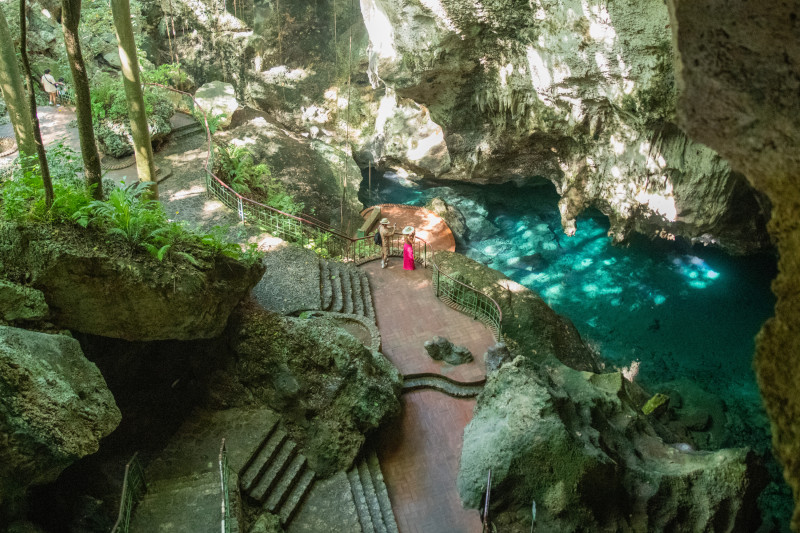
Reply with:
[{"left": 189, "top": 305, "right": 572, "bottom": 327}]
[
  {"left": 0, "top": 9, "right": 35, "bottom": 160},
  {"left": 19, "top": 0, "right": 54, "bottom": 208},
  {"left": 110, "top": 0, "right": 158, "bottom": 198},
  {"left": 62, "top": 0, "right": 103, "bottom": 200}
]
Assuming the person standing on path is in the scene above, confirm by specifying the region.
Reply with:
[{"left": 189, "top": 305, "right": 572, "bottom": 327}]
[
  {"left": 379, "top": 217, "right": 396, "bottom": 268},
  {"left": 402, "top": 225, "right": 416, "bottom": 270},
  {"left": 41, "top": 69, "right": 59, "bottom": 106}
]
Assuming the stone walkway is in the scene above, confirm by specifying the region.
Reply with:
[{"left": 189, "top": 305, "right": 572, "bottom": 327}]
[{"left": 365, "top": 260, "right": 495, "bottom": 533}]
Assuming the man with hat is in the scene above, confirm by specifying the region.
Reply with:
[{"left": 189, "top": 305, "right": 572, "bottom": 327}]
[{"left": 378, "top": 217, "right": 396, "bottom": 268}]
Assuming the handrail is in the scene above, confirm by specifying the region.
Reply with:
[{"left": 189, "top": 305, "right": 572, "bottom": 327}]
[
  {"left": 148, "top": 83, "right": 503, "bottom": 340},
  {"left": 110, "top": 452, "right": 147, "bottom": 533},
  {"left": 219, "top": 438, "right": 231, "bottom": 533}
]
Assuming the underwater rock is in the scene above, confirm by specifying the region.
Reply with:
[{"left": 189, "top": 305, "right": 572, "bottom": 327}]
[
  {"left": 642, "top": 392, "right": 670, "bottom": 417},
  {"left": 218, "top": 303, "right": 402, "bottom": 477},
  {"left": 424, "top": 335, "right": 473, "bottom": 365},
  {"left": 0, "top": 221, "right": 264, "bottom": 341},
  {"left": 425, "top": 197, "right": 468, "bottom": 244},
  {"left": 0, "top": 326, "right": 121, "bottom": 508},
  {"left": 0, "top": 280, "right": 48, "bottom": 322},
  {"left": 657, "top": 378, "right": 727, "bottom": 450},
  {"left": 458, "top": 358, "right": 766, "bottom": 531},
  {"left": 194, "top": 81, "right": 239, "bottom": 129}
]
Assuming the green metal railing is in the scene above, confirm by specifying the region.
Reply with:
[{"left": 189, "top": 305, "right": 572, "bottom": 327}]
[
  {"left": 152, "top": 84, "right": 503, "bottom": 340},
  {"left": 219, "top": 439, "right": 231, "bottom": 533},
  {"left": 110, "top": 453, "right": 147, "bottom": 533}
]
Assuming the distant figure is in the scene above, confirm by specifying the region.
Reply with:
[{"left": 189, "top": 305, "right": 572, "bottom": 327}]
[
  {"left": 402, "top": 225, "right": 416, "bottom": 270},
  {"left": 41, "top": 69, "right": 59, "bottom": 107},
  {"left": 57, "top": 77, "right": 68, "bottom": 105},
  {"left": 378, "top": 217, "right": 396, "bottom": 268}
]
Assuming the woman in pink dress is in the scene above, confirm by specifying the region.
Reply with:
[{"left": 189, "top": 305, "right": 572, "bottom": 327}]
[{"left": 402, "top": 226, "right": 416, "bottom": 270}]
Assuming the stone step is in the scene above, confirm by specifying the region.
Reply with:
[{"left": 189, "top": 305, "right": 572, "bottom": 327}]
[
  {"left": 265, "top": 454, "right": 306, "bottom": 514},
  {"left": 278, "top": 468, "right": 315, "bottom": 526},
  {"left": 249, "top": 440, "right": 297, "bottom": 503},
  {"left": 358, "top": 459, "right": 388, "bottom": 533},
  {"left": 351, "top": 269, "right": 365, "bottom": 317},
  {"left": 360, "top": 273, "right": 376, "bottom": 321},
  {"left": 172, "top": 122, "right": 204, "bottom": 139},
  {"left": 330, "top": 264, "right": 344, "bottom": 313},
  {"left": 347, "top": 467, "right": 376, "bottom": 533},
  {"left": 367, "top": 451, "right": 399, "bottom": 533},
  {"left": 320, "top": 260, "right": 333, "bottom": 311},
  {"left": 342, "top": 267, "right": 354, "bottom": 315},
  {"left": 130, "top": 471, "right": 221, "bottom": 533},
  {"left": 240, "top": 423, "right": 285, "bottom": 493}
]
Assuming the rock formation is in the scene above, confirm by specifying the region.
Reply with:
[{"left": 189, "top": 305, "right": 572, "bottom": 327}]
[
  {"left": 458, "top": 357, "right": 766, "bottom": 531},
  {"left": 0, "top": 280, "right": 48, "bottom": 323},
  {"left": 0, "top": 221, "right": 264, "bottom": 341},
  {"left": 0, "top": 326, "right": 121, "bottom": 511},
  {"left": 665, "top": 0, "right": 800, "bottom": 526},
  {"left": 214, "top": 303, "right": 402, "bottom": 476},
  {"left": 194, "top": 81, "right": 239, "bottom": 128},
  {"left": 359, "top": 0, "right": 771, "bottom": 254}
]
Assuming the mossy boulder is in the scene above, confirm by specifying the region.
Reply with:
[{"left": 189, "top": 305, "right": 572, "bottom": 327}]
[
  {"left": 0, "top": 326, "right": 121, "bottom": 509},
  {"left": 95, "top": 90, "right": 175, "bottom": 158},
  {"left": 194, "top": 81, "right": 239, "bottom": 129},
  {"left": 216, "top": 303, "right": 402, "bottom": 476},
  {"left": 0, "top": 280, "right": 48, "bottom": 322},
  {"left": 0, "top": 221, "right": 264, "bottom": 341}
]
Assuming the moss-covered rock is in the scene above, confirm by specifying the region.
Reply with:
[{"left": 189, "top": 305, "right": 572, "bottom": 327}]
[
  {"left": 458, "top": 358, "right": 766, "bottom": 531},
  {"left": 0, "top": 280, "right": 48, "bottom": 322},
  {"left": 217, "top": 303, "right": 402, "bottom": 476},
  {"left": 95, "top": 86, "right": 175, "bottom": 158},
  {"left": 433, "top": 250, "right": 600, "bottom": 372},
  {"left": 0, "top": 221, "right": 264, "bottom": 341},
  {"left": 0, "top": 326, "right": 121, "bottom": 512}
]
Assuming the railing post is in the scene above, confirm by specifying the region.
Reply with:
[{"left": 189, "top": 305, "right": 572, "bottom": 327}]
[
  {"left": 436, "top": 268, "right": 440, "bottom": 298},
  {"left": 237, "top": 197, "right": 244, "bottom": 221}
]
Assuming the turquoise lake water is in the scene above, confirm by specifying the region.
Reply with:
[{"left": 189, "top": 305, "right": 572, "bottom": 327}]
[{"left": 359, "top": 172, "right": 791, "bottom": 525}]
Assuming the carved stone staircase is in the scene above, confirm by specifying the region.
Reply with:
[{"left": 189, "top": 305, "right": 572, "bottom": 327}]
[
  {"left": 320, "top": 259, "right": 376, "bottom": 321},
  {"left": 346, "top": 450, "right": 399, "bottom": 533},
  {"left": 239, "top": 417, "right": 316, "bottom": 527}
]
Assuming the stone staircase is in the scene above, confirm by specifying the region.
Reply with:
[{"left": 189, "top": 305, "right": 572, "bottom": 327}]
[
  {"left": 346, "top": 450, "right": 399, "bottom": 533},
  {"left": 320, "top": 259, "right": 376, "bottom": 321},
  {"left": 239, "top": 417, "right": 316, "bottom": 527},
  {"left": 171, "top": 121, "right": 205, "bottom": 141}
]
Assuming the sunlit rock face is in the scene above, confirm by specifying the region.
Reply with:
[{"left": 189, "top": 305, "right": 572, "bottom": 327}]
[
  {"left": 360, "top": 0, "right": 770, "bottom": 253},
  {"left": 666, "top": 0, "right": 800, "bottom": 526}
]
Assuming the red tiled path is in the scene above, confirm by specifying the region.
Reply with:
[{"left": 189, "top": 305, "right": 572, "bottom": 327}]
[
  {"left": 363, "top": 204, "right": 456, "bottom": 252},
  {"left": 376, "top": 391, "right": 482, "bottom": 533},
  {"left": 364, "top": 236, "right": 495, "bottom": 532}
]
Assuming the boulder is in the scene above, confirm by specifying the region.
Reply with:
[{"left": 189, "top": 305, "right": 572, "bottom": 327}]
[
  {"left": 0, "top": 280, "right": 48, "bottom": 322},
  {"left": 458, "top": 358, "right": 766, "bottom": 531},
  {"left": 425, "top": 197, "right": 468, "bottom": 244},
  {"left": 215, "top": 115, "right": 364, "bottom": 234},
  {"left": 0, "top": 221, "right": 265, "bottom": 341},
  {"left": 0, "top": 326, "right": 121, "bottom": 506},
  {"left": 194, "top": 81, "right": 238, "bottom": 129},
  {"left": 215, "top": 303, "right": 402, "bottom": 476},
  {"left": 484, "top": 342, "right": 512, "bottom": 374},
  {"left": 424, "top": 335, "right": 473, "bottom": 365}
]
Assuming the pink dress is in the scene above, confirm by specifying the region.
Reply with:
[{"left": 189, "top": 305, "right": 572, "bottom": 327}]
[{"left": 403, "top": 238, "right": 415, "bottom": 270}]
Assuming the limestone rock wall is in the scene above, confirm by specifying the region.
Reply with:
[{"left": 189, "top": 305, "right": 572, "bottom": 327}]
[
  {"left": 665, "top": 0, "right": 800, "bottom": 527},
  {"left": 359, "top": 0, "right": 770, "bottom": 253},
  {"left": 0, "top": 326, "right": 121, "bottom": 510}
]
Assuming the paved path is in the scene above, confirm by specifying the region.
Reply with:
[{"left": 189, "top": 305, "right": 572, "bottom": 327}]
[{"left": 365, "top": 260, "right": 495, "bottom": 533}]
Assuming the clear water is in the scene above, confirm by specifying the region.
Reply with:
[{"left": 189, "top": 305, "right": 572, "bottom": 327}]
[{"left": 360, "top": 171, "right": 790, "bottom": 524}]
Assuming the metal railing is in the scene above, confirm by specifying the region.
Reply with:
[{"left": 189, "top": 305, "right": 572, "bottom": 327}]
[
  {"left": 151, "top": 84, "right": 504, "bottom": 340},
  {"left": 110, "top": 453, "right": 147, "bottom": 533},
  {"left": 219, "top": 439, "right": 231, "bottom": 533}
]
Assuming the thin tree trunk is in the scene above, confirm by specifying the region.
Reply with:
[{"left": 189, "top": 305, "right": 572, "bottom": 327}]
[
  {"left": 19, "top": 0, "right": 54, "bottom": 208},
  {"left": 62, "top": 0, "right": 103, "bottom": 200},
  {"left": 110, "top": 0, "right": 158, "bottom": 198},
  {"left": 0, "top": 9, "right": 35, "bottom": 161}
]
